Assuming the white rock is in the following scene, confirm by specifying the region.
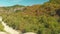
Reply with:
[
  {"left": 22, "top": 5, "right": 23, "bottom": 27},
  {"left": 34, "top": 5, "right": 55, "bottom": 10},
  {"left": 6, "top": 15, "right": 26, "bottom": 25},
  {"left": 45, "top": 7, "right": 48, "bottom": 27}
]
[
  {"left": 24, "top": 32, "right": 36, "bottom": 34},
  {"left": 0, "top": 32, "right": 7, "bottom": 34}
]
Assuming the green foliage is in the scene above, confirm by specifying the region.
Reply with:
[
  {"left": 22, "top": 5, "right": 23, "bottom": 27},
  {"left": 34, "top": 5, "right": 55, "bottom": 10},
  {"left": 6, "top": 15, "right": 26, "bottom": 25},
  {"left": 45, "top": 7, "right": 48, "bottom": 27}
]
[
  {"left": 0, "top": 0, "right": 60, "bottom": 34},
  {"left": 0, "top": 22, "right": 4, "bottom": 31},
  {"left": 49, "top": 0, "right": 60, "bottom": 4}
]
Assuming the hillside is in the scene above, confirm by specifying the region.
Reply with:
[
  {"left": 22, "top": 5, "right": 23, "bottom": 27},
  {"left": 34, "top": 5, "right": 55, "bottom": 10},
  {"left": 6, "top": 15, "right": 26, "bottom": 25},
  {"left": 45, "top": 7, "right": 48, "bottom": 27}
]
[
  {"left": 0, "top": 5, "right": 25, "bottom": 13},
  {"left": 0, "top": 0, "right": 60, "bottom": 34}
]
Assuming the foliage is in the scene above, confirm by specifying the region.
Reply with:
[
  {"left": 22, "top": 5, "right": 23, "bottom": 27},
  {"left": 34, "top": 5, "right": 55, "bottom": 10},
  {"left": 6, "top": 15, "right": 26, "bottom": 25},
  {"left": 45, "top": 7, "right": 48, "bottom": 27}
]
[
  {"left": 0, "top": 22, "right": 4, "bottom": 31},
  {"left": 49, "top": 0, "right": 60, "bottom": 4},
  {"left": 0, "top": 0, "right": 60, "bottom": 34}
]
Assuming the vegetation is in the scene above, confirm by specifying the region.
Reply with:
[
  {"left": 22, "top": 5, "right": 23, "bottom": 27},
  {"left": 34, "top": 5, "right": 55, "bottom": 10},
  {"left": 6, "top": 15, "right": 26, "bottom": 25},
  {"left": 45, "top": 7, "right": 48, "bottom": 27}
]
[
  {"left": 49, "top": 0, "right": 60, "bottom": 4},
  {"left": 0, "top": 0, "right": 60, "bottom": 34},
  {"left": 0, "top": 22, "right": 4, "bottom": 31}
]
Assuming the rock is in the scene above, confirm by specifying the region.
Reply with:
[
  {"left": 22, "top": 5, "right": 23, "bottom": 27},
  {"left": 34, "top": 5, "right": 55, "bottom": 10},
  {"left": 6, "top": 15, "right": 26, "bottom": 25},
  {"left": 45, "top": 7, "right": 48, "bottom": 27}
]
[
  {"left": 24, "top": 32, "right": 36, "bottom": 34},
  {"left": 0, "top": 32, "right": 7, "bottom": 34}
]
